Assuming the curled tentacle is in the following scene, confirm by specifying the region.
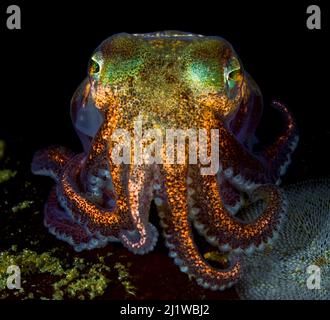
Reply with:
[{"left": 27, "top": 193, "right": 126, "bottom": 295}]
[
  {"left": 194, "top": 172, "right": 287, "bottom": 253},
  {"left": 258, "top": 101, "right": 299, "bottom": 183},
  {"left": 217, "top": 122, "right": 270, "bottom": 185},
  {"left": 45, "top": 187, "right": 109, "bottom": 251},
  {"left": 217, "top": 175, "right": 244, "bottom": 215},
  {"left": 57, "top": 154, "right": 130, "bottom": 236},
  {"left": 32, "top": 147, "right": 115, "bottom": 250},
  {"left": 119, "top": 164, "right": 159, "bottom": 254},
  {"left": 160, "top": 164, "right": 241, "bottom": 290},
  {"left": 32, "top": 147, "right": 157, "bottom": 253},
  {"left": 31, "top": 145, "right": 75, "bottom": 181},
  {"left": 58, "top": 155, "right": 158, "bottom": 253}
]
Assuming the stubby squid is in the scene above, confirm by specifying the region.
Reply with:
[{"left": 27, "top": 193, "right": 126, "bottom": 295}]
[{"left": 32, "top": 31, "right": 298, "bottom": 290}]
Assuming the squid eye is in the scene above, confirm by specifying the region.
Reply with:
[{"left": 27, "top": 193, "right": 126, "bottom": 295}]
[
  {"left": 88, "top": 58, "right": 100, "bottom": 76},
  {"left": 225, "top": 58, "right": 243, "bottom": 99},
  {"left": 226, "top": 67, "right": 242, "bottom": 89}
]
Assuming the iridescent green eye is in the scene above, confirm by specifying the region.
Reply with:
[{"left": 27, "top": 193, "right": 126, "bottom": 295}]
[
  {"left": 225, "top": 57, "right": 243, "bottom": 98},
  {"left": 88, "top": 58, "right": 100, "bottom": 75},
  {"left": 226, "top": 67, "right": 242, "bottom": 89}
]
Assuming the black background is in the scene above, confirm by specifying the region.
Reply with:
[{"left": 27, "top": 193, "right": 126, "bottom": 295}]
[
  {"left": 0, "top": 0, "right": 329, "bottom": 305},
  {"left": 0, "top": 0, "right": 328, "bottom": 181}
]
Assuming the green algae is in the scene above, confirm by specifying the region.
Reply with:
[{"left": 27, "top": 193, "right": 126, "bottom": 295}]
[
  {"left": 52, "top": 255, "right": 112, "bottom": 300},
  {"left": 114, "top": 262, "right": 137, "bottom": 296},
  {"left": 0, "top": 249, "right": 64, "bottom": 281},
  {"left": 0, "top": 169, "right": 17, "bottom": 184},
  {"left": 0, "top": 140, "right": 17, "bottom": 184},
  {"left": 12, "top": 200, "right": 34, "bottom": 213},
  {"left": 0, "top": 247, "right": 136, "bottom": 300}
]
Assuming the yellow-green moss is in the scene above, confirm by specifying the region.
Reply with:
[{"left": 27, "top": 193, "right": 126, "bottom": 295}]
[
  {"left": 114, "top": 262, "right": 137, "bottom": 296},
  {"left": 0, "top": 169, "right": 17, "bottom": 184},
  {"left": 0, "top": 248, "right": 136, "bottom": 300},
  {"left": 12, "top": 201, "right": 34, "bottom": 213},
  {"left": 52, "top": 256, "right": 112, "bottom": 300}
]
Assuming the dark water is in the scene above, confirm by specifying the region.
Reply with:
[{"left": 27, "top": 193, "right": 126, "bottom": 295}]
[{"left": 0, "top": 0, "right": 329, "bottom": 300}]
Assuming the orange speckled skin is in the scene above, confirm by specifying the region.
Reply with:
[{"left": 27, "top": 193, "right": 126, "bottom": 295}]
[{"left": 32, "top": 31, "right": 298, "bottom": 290}]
